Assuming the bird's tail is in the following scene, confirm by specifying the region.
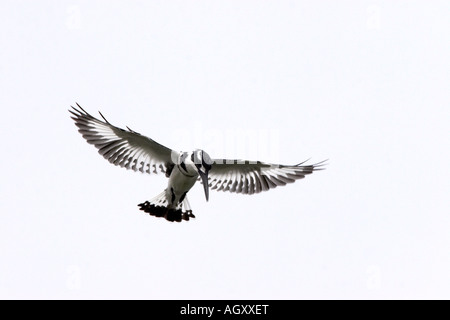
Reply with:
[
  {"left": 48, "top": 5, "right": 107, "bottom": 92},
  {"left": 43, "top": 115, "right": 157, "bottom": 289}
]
[{"left": 138, "top": 190, "right": 195, "bottom": 222}]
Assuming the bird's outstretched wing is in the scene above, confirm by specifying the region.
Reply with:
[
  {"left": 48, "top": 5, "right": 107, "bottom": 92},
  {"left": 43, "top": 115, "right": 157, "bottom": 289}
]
[
  {"left": 207, "top": 159, "right": 326, "bottom": 195},
  {"left": 69, "top": 103, "right": 176, "bottom": 175}
]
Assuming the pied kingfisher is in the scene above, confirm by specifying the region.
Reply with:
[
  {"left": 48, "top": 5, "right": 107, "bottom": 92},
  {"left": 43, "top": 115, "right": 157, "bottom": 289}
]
[{"left": 70, "top": 104, "right": 326, "bottom": 222}]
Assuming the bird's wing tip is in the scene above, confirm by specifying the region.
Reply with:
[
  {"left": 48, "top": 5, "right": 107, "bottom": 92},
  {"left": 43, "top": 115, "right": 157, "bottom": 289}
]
[{"left": 98, "top": 110, "right": 111, "bottom": 124}]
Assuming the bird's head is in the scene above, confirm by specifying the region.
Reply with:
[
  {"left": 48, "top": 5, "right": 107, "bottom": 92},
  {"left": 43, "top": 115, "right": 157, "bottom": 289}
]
[{"left": 192, "top": 149, "right": 212, "bottom": 201}]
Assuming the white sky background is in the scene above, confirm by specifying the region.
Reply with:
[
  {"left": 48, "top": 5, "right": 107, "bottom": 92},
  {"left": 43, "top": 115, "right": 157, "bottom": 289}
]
[{"left": 0, "top": 0, "right": 449, "bottom": 299}]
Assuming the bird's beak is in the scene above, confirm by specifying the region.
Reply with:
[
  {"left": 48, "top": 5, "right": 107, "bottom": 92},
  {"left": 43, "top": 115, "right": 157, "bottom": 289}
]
[{"left": 199, "top": 171, "right": 209, "bottom": 202}]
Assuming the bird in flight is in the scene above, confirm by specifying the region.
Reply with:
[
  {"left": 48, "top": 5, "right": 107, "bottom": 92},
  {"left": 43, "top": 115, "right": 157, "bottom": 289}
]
[{"left": 69, "top": 104, "right": 326, "bottom": 222}]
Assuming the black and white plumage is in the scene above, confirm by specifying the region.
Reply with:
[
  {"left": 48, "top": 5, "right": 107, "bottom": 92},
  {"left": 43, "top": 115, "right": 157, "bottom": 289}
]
[{"left": 69, "top": 104, "right": 326, "bottom": 222}]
